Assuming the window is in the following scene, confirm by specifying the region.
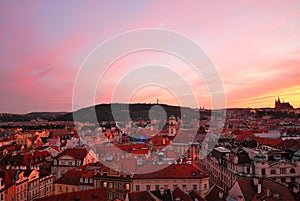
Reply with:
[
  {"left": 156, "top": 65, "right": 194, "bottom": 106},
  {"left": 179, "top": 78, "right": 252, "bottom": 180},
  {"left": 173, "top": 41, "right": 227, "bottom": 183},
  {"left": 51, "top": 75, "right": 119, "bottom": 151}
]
[
  {"left": 270, "top": 169, "right": 276, "bottom": 174},
  {"left": 193, "top": 185, "right": 197, "bottom": 190},
  {"left": 146, "top": 185, "right": 150, "bottom": 191},
  {"left": 114, "top": 183, "right": 118, "bottom": 189},
  {"left": 114, "top": 193, "right": 118, "bottom": 198},
  {"left": 155, "top": 185, "right": 159, "bottom": 191},
  {"left": 103, "top": 182, "right": 107, "bottom": 188},
  {"left": 291, "top": 177, "right": 296, "bottom": 182},
  {"left": 247, "top": 167, "right": 250, "bottom": 173},
  {"left": 136, "top": 185, "right": 140, "bottom": 191},
  {"left": 280, "top": 168, "right": 286, "bottom": 174},
  {"left": 290, "top": 168, "right": 295, "bottom": 174},
  {"left": 204, "top": 184, "right": 208, "bottom": 190},
  {"left": 261, "top": 169, "right": 266, "bottom": 176},
  {"left": 281, "top": 178, "right": 286, "bottom": 183},
  {"left": 173, "top": 185, "right": 178, "bottom": 190},
  {"left": 182, "top": 185, "right": 187, "bottom": 190},
  {"left": 126, "top": 183, "right": 130, "bottom": 190}
]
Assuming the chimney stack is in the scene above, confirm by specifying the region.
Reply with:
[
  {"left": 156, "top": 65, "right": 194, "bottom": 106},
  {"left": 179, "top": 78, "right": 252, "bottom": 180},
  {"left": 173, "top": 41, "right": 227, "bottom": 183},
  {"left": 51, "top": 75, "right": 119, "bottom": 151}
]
[
  {"left": 219, "top": 191, "right": 224, "bottom": 199},
  {"left": 258, "top": 183, "right": 262, "bottom": 194}
]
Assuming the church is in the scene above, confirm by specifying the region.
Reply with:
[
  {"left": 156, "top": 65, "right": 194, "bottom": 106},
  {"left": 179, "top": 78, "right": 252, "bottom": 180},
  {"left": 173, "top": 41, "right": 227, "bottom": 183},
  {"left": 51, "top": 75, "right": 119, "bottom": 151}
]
[{"left": 275, "top": 97, "right": 294, "bottom": 110}]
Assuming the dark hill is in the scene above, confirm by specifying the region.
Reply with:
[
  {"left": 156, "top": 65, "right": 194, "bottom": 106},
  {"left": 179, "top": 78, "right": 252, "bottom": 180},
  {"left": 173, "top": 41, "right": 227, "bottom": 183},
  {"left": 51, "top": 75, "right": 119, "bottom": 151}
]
[{"left": 61, "top": 103, "right": 208, "bottom": 123}]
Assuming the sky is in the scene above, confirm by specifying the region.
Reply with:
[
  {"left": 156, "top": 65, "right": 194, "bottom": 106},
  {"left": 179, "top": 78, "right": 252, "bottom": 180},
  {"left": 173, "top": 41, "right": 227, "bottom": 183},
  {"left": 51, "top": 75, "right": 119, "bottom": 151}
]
[{"left": 0, "top": 0, "right": 300, "bottom": 113}]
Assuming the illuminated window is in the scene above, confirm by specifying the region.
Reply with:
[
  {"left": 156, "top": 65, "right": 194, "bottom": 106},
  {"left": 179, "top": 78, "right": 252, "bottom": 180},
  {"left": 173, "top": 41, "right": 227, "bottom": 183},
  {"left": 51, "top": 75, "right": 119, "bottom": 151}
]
[
  {"left": 126, "top": 183, "right": 130, "bottom": 190},
  {"left": 103, "top": 182, "right": 107, "bottom": 188}
]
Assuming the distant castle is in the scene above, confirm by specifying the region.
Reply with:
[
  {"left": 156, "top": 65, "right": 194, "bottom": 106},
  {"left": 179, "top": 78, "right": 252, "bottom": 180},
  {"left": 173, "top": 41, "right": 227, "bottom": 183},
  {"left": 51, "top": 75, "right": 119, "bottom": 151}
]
[{"left": 275, "top": 97, "right": 294, "bottom": 110}]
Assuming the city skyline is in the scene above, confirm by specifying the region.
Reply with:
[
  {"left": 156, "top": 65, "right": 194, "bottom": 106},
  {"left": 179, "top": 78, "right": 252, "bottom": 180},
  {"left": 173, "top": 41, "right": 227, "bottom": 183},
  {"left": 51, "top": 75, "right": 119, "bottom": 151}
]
[{"left": 1, "top": 1, "right": 300, "bottom": 113}]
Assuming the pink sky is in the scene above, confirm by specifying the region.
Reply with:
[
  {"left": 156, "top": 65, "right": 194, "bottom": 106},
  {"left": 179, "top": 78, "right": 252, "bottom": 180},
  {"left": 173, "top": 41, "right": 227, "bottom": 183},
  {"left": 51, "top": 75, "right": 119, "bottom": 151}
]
[{"left": 0, "top": 1, "right": 300, "bottom": 113}]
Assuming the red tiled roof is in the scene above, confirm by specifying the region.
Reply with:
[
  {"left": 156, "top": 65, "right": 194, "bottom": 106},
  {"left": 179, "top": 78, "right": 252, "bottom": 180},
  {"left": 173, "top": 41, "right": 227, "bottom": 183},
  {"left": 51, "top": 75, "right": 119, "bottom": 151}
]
[
  {"left": 234, "top": 178, "right": 295, "bottom": 201},
  {"left": 189, "top": 190, "right": 206, "bottom": 201},
  {"left": 115, "top": 143, "right": 149, "bottom": 155},
  {"left": 133, "top": 164, "right": 208, "bottom": 179},
  {"left": 150, "top": 135, "right": 170, "bottom": 147},
  {"left": 57, "top": 147, "right": 88, "bottom": 159},
  {"left": 237, "top": 179, "right": 256, "bottom": 201},
  {"left": 3, "top": 169, "right": 17, "bottom": 187},
  {"left": 235, "top": 134, "right": 282, "bottom": 147},
  {"left": 23, "top": 150, "right": 50, "bottom": 166},
  {"left": 55, "top": 168, "right": 82, "bottom": 185},
  {"left": 128, "top": 191, "right": 161, "bottom": 201},
  {"left": 206, "top": 185, "right": 227, "bottom": 201},
  {"left": 277, "top": 139, "right": 300, "bottom": 151},
  {"left": 35, "top": 188, "right": 107, "bottom": 201},
  {"left": 172, "top": 187, "right": 193, "bottom": 201}
]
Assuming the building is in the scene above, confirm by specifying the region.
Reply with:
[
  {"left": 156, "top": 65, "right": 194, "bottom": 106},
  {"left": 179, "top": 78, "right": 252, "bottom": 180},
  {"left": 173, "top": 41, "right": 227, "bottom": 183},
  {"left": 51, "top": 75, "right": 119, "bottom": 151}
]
[
  {"left": 131, "top": 163, "right": 209, "bottom": 197},
  {"left": 51, "top": 147, "right": 88, "bottom": 179},
  {"left": 94, "top": 163, "right": 210, "bottom": 200},
  {"left": 15, "top": 134, "right": 32, "bottom": 148},
  {"left": 200, "top": 145, "right": 300, "bottom": 192},
  {"left": 54, "top": 164, "right": 95, "bottom": 195},
  {"left": 254, "top": 149, "right": 300, "bottom": 184},
  {"left": 94, "top": 164, "right": 132, "bottom": 201},
  {"left": 275, "top": 97, "right": 294, "bottom": 110},
  {"left": 227, "top": 178, "right": 295, "bottom": 201},
  {"left": 0, "top": 168, "right": 55, "bottom": 201}
]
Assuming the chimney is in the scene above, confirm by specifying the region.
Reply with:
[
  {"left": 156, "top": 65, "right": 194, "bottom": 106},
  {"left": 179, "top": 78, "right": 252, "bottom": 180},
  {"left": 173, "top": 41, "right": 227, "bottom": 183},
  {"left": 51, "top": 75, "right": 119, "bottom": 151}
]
[
  {"left": 219, "top": 191, "right": 224, "bottom": 199},
  {"left": 257, "top": 184, "right": 262, "bottom": 194}
]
